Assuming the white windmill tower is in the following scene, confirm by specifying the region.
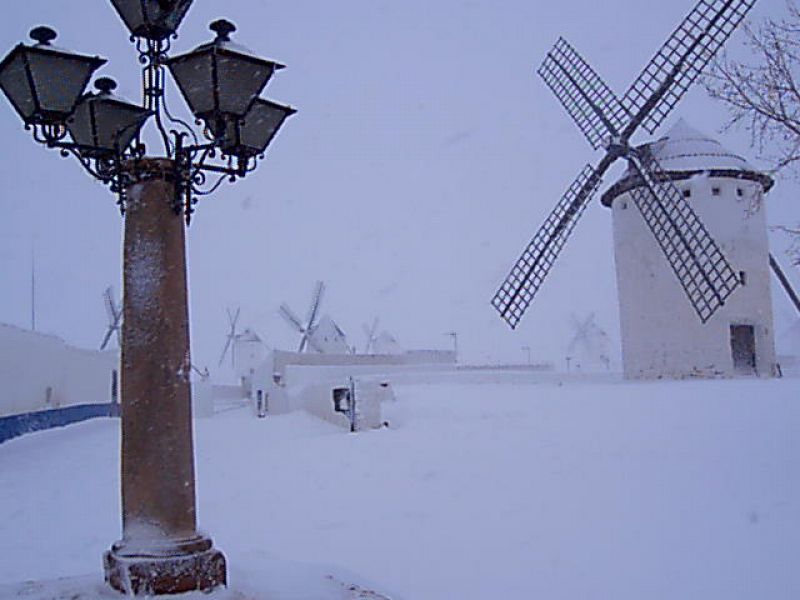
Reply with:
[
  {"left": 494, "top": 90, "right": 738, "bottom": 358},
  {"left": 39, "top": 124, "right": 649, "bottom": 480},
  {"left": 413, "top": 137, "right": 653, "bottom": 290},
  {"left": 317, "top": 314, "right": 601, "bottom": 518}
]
[
  {"left": 100, "top": 286, "right": 122, "bottom": 351},
  {"left": 491, "top": 0, "right": 762, "bottom": 379},
  {"left": 602, "top": 120, "right": 777, "bottom": 378},
  {"left": 566, "top": 313, "right": 611, "bottom": 373},
  {"left": 219, "top": 307, "right": 268, "bottom": 390},
  {"left": 362, "top": 317, "right": 403, "bottom": 355},
  {"left": 279, "top": 281, "right": 350, "bottom": 354}
]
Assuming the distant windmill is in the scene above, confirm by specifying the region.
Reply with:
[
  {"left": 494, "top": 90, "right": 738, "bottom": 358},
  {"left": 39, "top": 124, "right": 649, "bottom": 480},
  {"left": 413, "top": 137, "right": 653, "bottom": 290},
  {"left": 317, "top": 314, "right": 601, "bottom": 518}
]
[
  {"left": 492, "top": 0, "right": 756, "bottom": 330},
  {"left": 218, "top": 307, "right": 242, "bottom": 367},
  {"left": 363, "top": 317, "right": 380, "bottom": 354},
  {"left": 100, "top": 286, "right": 122, "bottom": 350},
  {"left": 566, "top": 313, "right": 610, "bottom": 372},
  {"left": 279, "top": 281, "right": 326, "bottom": 353}
]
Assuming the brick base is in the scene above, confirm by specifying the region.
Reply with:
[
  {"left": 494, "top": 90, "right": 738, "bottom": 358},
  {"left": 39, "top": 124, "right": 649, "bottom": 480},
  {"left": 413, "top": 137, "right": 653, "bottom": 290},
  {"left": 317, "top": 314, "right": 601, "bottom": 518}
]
[{"left": 104, "top": 537, "right": 226, "bottom": 596}]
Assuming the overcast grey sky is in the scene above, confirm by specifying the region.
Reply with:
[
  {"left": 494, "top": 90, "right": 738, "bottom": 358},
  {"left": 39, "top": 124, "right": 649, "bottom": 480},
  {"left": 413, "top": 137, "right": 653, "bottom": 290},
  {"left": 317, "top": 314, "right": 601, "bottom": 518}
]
[{"left": 0, "top": 0, "right": 795, "bottom": 375}]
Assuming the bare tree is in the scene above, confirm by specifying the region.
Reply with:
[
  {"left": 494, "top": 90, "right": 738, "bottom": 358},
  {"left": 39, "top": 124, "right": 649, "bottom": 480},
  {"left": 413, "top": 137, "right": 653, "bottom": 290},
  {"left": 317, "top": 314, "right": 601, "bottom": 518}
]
[
  {"left": 706, "top": 2, "right": 800, "bottom": 173},
  {"left": 706, "top": 2, "right": 800, "bottom": 261}
]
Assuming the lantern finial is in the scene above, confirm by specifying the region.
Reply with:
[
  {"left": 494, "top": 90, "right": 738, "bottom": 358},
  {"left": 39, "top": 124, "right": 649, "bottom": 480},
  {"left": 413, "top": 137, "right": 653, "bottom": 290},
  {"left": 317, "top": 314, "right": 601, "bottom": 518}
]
[
  {"left": 209, "top": 19, "right": 236, "bottom": 42},
  {"left": 29, "top": 26, "right": 57, "bottom": 45},
  {"left": 95, "top": 78, "right": 118, "bottom": 94}
]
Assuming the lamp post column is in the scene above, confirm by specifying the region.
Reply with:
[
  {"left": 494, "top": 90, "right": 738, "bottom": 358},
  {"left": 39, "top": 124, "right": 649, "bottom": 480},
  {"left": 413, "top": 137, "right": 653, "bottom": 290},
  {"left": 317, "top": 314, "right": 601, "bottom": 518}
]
[{"left": 103, "top": 158, "right": 227, "bottom": 596}]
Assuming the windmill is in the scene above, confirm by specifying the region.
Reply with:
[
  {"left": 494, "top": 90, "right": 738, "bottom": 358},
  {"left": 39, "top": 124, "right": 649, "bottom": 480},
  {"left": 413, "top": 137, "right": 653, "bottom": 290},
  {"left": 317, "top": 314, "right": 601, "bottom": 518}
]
[
  {"left": 279, "top": 280, "right": 326, "bottom": 353},
  {"left": 492, "top": 0, "right": 756, "bottom": 330},
  {"left": 100, "top": 286, "right": 122, "bottom": 350},
  {"left": 218, "top": 307, "right": 242, "bottom": 367},
  {"left": 566, "top": 312, "right": 611, "bottom": 372},
  {"left": 363, "top": 317, "right": 380, "bottom": 354}
]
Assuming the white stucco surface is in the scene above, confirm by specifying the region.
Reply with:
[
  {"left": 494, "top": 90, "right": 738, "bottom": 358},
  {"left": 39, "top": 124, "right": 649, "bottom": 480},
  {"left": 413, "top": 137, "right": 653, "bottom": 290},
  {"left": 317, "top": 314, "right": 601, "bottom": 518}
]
[{"left": 0, "top": 323, "right": 118, "bottom": 417}]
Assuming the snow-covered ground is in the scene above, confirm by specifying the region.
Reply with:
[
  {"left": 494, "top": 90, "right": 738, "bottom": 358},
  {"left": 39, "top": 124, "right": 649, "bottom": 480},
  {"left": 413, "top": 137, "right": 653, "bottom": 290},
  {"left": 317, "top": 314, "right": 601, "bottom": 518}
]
[{"left": 1, "top": 374, "right": 798, "bottom": 599}]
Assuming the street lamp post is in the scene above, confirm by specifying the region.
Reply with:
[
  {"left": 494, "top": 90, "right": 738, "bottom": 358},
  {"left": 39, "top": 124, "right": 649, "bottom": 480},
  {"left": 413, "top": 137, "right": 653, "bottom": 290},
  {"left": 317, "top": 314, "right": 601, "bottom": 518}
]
[
  {"left": 444, "top": 331, "right": 459, "bottom": 362},
  {"left": 0, "top": 2, "right": 295, "bottom": 596}
]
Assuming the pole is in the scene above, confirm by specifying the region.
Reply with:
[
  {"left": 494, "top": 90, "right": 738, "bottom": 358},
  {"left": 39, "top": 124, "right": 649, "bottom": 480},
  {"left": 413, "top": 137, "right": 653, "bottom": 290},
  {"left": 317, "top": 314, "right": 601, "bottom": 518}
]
[
  {"left": 30, "top": 242, "right": 36, "bottom": 331},
  {"left": 103, "top": 159, "right": 226, "bottom": 596},
  {"left": 445, "top": 331, "right": 458, "bottom": 362}
]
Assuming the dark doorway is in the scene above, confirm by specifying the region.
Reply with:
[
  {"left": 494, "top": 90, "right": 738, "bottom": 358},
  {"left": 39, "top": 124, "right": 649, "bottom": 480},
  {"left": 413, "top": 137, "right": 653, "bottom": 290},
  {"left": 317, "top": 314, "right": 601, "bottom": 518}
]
[{"left": 730, "top": 325, "right": 757, "bottom": 375}]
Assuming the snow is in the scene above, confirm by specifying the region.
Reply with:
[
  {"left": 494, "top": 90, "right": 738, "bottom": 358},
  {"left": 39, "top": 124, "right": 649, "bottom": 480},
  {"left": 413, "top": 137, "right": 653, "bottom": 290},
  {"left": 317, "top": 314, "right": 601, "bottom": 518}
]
[
  {"left": 643, "top": 118, "right": 756, "bottom": 173},
  {"left": 1, "top": 375, "right": 799, "bottom": 598}
]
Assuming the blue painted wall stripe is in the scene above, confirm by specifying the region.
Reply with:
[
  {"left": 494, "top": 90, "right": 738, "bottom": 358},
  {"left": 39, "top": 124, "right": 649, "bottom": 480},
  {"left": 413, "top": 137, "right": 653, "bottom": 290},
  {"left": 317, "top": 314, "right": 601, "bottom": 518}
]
[{"left": 0, "top": 403, "right": 120, "bottom": 444}]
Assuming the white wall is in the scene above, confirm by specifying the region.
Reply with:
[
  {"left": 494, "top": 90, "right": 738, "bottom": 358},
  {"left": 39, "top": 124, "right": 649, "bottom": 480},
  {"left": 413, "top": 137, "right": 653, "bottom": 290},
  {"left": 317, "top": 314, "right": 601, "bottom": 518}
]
[
  {"left": 612, "top": 176, "right": 777, "bottom": 379},
  {"left": 296, "top": 379, "right": 387, "bottom": 431},
  {"left": 0, "top": 323, "right": 118, "bottom": 417}
]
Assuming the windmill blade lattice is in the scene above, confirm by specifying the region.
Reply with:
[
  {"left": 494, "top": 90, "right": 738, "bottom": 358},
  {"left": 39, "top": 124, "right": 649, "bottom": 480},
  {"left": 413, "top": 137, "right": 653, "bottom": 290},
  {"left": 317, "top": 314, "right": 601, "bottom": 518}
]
[
  {"left": 626, "top": 150, "right": 740, "bottom": 321},
  {"left": 100, "top": 286, "right": 122, "bottom": 350},
  {"left": 305, "top": 282, "right": 325, "bottom": 332},
  {"left": 278, "top": 302, "right": 309, "bottom": 352},
  {"left": 278, "top": 281, "right": 327, "bottom": 353},
  {"left": 538, "top": 38, "right": 629, "bottom": 149},
  {"left": 492, "top": 164, "right": 604, "bottom": 329},
  {"left": 278, "top": 303, "right": 305, "bottom": 332},
  {"left": 218, "top": 307, "right": 241, "bottom": 367},
  {"left": 621, "top": 0, "right": 756, "bottom": 135}
]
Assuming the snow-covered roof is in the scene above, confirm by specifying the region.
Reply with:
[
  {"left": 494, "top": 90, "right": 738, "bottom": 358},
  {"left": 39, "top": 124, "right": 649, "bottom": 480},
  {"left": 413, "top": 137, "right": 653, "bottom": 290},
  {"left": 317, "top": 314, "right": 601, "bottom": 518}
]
[
  {"left": 601, "top": 119, "right": 773, "bottom": 207},
  {"left": 646, "top": 119, "right": 755, "bottom": 172},
  {"left": 236, "top": 328, "right": 262, "bottom": 343}
]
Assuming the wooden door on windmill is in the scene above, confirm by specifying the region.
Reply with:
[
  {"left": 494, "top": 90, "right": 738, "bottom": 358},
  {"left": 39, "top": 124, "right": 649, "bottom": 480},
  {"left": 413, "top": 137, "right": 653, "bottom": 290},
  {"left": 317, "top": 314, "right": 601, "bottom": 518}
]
[{"left": 730, "top": 325, "right": 757, "bottom": 375}]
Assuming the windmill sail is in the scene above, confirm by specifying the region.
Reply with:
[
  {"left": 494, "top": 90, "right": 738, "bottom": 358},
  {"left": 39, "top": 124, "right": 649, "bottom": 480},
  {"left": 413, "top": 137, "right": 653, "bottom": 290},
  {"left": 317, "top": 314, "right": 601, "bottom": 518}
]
[
  {"left": 100, "top": 286, "right": 122, "bottom": 350},
  {"left": 622, "top": 0, "right": 757, "bottom": 135},
  {"left": 492, "top": 164, "right": 604, "bottom": 329},
  {"left": 626, "top": 149, "right": 740, "bottom": 321},
  {"left": 305, "top": 282, "right": 325, "bottom": 332},
  {"left": 218, "top": 307, "right": 241, "bottom": 367},
  {"left": 538, "top": 37, "right": 628, "bottom": 149}
]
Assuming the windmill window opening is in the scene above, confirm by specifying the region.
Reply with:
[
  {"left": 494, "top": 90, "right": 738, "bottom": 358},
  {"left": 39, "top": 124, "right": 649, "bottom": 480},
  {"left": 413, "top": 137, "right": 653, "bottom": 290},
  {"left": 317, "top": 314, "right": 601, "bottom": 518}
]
[
  {"left": 739, "top": 271, "right": 747, "bottom": 285},
  {"left": 682, "top": 189, "right": 692, "bottom": 198},
  {"left": 712, "top": 187, "right": 721, "bottom": 196},
  {"left": 737, "top": 187, "right": 744, "bottom": 197}
]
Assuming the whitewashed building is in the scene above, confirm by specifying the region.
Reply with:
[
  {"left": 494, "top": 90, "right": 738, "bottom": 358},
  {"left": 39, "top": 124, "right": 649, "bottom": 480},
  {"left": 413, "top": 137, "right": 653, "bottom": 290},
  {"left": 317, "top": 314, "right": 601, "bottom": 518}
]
[
  {"left": 232, "top": 328, "right": 269, "bottom": 394},
  {"left": 0, "top": 323, "right": 118, "bottom": 417},
  {"left": 602, "top": 120, "right": 777, "bottom": 379}
]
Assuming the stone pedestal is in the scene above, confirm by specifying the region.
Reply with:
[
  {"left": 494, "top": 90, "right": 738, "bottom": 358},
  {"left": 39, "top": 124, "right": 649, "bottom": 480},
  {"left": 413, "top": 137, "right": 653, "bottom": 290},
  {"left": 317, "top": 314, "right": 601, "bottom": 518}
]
[{"left": 104, "top": 159, "right": 226, "bottom": 596}]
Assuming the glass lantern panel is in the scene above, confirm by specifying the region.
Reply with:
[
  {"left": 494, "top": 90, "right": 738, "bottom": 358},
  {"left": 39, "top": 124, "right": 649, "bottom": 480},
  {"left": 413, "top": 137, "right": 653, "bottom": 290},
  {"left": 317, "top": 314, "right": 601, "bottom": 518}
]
[
  {"left": 0, "top": 50, "right": 36, "bottom": 121},
  {"left": 28, "top": 49, "right": 96, "bottom": 115},
  {"left": 215, "top": 52, "right": 275, "bottom": 116},
  {"left": 109, "top": 0, "right": 145, "bottom": 35},
  {"left": 168, "top": 51, "right": 215, "bottom": 116},
  {"left": 146, "top": 0, "right": 193, "bottom": 33},
  {"left": 66, "top": 96, "right": 96, "bottom": 148},
  {"left": 240, "top": 100, "right": 291, "bottom": 154},
  {"left": 95, "top": 101, "right": 149, "bottom": 152}
]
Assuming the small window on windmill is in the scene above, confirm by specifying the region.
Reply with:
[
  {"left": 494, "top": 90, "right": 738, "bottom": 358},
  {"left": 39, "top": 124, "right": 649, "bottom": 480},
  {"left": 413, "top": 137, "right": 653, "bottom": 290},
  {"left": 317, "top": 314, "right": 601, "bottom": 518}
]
[
  {"left": 737, "top": 187, "right": 744, "bottom": 197},
  {"left": 712, "top": 186, "right": 721, "bottom": 196},
  {"left": 682, "top": 188, "right": 692, "bottom": 199},
  {"left": 619, "top": 200, "right": 628, "bottom": 210},
  {"left": 739, "top": 271, "right": 747, "bottom": 285}
]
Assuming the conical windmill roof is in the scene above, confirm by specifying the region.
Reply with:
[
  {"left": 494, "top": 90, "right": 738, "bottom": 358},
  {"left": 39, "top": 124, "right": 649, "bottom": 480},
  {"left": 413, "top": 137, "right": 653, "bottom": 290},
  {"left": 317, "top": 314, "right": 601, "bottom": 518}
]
[{"left": 601, "top": 119, "right": 773, "bottom": 207}]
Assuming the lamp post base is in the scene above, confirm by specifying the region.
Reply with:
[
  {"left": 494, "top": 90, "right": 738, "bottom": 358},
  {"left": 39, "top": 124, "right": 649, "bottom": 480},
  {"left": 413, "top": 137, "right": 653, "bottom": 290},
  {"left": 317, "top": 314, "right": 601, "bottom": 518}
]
[{"left": 103, "top": 535, "right": 226, "bottom": 596}]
